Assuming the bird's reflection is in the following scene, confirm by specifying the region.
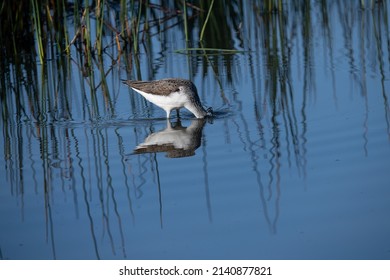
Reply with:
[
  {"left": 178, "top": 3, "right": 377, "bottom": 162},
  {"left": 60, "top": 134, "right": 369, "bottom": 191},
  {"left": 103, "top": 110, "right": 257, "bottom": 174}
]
[{"left": 134, "top": 119, "right": 207, "bottom": 158}]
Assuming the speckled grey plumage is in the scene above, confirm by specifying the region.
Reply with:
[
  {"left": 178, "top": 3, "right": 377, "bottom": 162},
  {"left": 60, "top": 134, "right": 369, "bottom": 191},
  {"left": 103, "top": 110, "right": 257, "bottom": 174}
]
[{"left": 123, "top": 78, "right": 197, "bottom": 97}]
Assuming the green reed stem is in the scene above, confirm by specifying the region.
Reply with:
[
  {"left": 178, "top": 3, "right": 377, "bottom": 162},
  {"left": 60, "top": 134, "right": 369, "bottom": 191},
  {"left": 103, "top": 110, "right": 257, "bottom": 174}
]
[
  {"left": 183, "top": 1, "right": 189, "bottom": 42},
  {"left": 61, "top": 0, "right": 70, "bottom": 54},
  {"left": 182, "top": 0, "right": 190, "bottom": 75},
  {"left": 31, "top": 0, "right": 44, "bottom": 64},
  {"left": 84, "top": 5, "right": 93, "bottom": 69},
  {"left": 133, "top": 0, "right": 142, "bottom": 53},
  {"left": 96, "top": 0, "right": 105, "bottom": 56},
  {"left": 199, "top": 0, "right": 214, "bottom": 41},
  {"left": 267, "top": 0, "right": 272, "bottom": 13}
]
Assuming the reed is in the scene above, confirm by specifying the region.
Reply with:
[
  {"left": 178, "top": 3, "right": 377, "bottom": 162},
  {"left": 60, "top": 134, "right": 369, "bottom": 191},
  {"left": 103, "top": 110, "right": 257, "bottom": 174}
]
[
  {"left": 134, "top": 1, "right": 143, "bottom": 54},
  {"left": 31, "top": 0, "right": 45, "bottom": 64},
  {"left": 199, "top": 0, "right": 215, "bottom": 41},
  {"left": 96, "top": 0, "right": 105, "bottom": 56},
  {"left": 84, "top": 5, "right": 94, "bottom": 75},
  {"left": 183, "top": 0, "right": 189, "bottom": 42},
  {"left": 60, "top": 0, "right": 70, "bottom": 55}
]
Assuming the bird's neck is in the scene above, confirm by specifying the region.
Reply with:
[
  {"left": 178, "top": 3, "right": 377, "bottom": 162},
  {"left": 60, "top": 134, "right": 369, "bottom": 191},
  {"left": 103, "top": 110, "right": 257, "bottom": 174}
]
[{"left": 186, "top": 102, "right": 207, "bottom": 118}]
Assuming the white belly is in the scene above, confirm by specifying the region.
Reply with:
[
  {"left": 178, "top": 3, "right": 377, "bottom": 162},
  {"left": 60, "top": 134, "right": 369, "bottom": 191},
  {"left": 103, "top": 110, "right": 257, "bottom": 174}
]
[{"left": 133, "top": 89, "right": 188, "bottom": 112}]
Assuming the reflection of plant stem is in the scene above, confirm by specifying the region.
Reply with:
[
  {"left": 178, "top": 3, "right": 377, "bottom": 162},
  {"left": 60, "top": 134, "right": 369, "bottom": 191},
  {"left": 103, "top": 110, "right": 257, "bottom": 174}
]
[
  {"left": 175, "top": 48, "right": 243, "bottom": 54},
  {"left": 201, "top": 138, "right": 213, "bottom": 222},
  {"left": 199, "top": 41, "right": 229, "bottom": 105},
  {"left": 200, "top": 0, "right": 215, "bottom": 41},
  {"left": 371, "top": 7, "right": 390, "bottom": 137},
  {"left": 153, "top": 153, "right": 164, "bottom": 229}
]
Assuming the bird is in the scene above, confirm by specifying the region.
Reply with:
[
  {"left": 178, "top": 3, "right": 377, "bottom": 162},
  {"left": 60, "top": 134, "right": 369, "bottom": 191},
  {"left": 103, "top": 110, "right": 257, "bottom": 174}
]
[{"left": 122, "top": 78, "right": 213, "bottom": 119}]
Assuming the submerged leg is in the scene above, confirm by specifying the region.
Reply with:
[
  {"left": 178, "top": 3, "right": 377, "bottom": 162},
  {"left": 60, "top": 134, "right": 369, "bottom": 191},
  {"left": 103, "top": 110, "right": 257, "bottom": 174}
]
[{"left": 176, "top": 109, "right": 180, "bottom": 119}]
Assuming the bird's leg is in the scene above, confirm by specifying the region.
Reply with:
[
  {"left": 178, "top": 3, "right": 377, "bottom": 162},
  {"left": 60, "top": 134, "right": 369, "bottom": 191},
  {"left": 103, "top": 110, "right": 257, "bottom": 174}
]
[{"left": 176, "top": 109, "right": 180, "bottom": 119}]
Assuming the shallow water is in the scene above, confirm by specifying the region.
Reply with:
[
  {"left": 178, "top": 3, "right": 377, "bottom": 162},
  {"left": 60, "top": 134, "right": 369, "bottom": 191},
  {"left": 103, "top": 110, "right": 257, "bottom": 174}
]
[{"left": 1, "top": 1, "right": 390, "bottom": 259}]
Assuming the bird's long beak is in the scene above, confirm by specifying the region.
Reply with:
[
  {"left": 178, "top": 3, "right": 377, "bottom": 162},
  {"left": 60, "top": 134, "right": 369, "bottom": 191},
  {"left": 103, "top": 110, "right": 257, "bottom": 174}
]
[{"left": 121, "top": 79, "right": 131, "bottom": 86}]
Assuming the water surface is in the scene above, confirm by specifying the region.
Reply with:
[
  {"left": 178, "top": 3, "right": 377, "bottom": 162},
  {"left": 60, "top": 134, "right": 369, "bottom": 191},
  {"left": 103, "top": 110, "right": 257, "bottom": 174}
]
[{"left": 0, "top": 1, "right": 390, "bottom": 259}]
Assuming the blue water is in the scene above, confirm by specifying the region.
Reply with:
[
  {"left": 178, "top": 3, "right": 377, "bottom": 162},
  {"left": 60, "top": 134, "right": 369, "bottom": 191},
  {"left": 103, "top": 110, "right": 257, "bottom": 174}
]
[{"left": 1, "top": 1, "right": 390, "bottom": 259}]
